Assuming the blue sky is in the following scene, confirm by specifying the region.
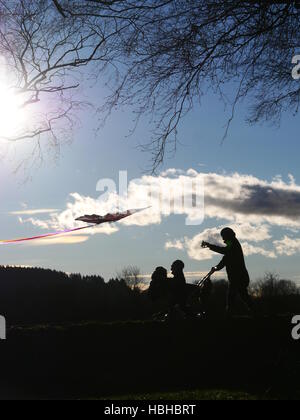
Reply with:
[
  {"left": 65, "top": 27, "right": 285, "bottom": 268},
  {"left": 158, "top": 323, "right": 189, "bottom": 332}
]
[{"left": 1, "top": 77, "right": 300, "bottom": 285}]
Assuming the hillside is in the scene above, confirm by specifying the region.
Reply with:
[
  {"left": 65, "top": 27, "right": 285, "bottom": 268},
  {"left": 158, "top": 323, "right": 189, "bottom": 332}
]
[{"left": 0, "top": 317, "right": 299, "bottom": 400}]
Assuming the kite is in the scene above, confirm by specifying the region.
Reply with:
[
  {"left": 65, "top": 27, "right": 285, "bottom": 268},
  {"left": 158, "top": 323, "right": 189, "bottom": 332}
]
[
  {"left": 1, "top": 207, "right": 150, "bottom": 245},
  {"left": 75, "top": 208, "right": 149, "bottom": 225}
]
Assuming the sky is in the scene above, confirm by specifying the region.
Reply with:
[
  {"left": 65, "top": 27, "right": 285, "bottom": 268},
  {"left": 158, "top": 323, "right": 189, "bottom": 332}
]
[{"left": 1, "top": 72, "right": 300, "bottom": 285}]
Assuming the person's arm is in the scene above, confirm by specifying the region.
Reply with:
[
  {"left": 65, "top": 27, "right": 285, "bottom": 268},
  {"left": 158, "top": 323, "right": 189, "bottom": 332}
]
[
  {"left": 215, "top": 257, "right": 226, "bottom": 271},
  {"left": 208, "top": 244, "right": 228, "bottom": 255},
  {"left": 202, "top": 241, "right": 232, "bottom": 255}
]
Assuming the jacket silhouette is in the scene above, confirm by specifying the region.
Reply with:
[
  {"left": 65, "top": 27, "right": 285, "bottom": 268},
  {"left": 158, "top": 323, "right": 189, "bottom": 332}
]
[
  {"left": 210, "top": 239, "right": 250, "bottom": 287},
  {"left": 170, "top": 260, "right": 187, "bottom": 310},
  {"left": 149, "top": 267, "right": 169, "bottom": 302},
  {"left": 203, "top": 228, "right": 253, "bottom": 315}
]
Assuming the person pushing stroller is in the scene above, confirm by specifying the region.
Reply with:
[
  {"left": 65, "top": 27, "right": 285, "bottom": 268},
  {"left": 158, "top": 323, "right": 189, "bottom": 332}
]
[{"left": 202, "top": 227, "right": 254, "bottom": 316}]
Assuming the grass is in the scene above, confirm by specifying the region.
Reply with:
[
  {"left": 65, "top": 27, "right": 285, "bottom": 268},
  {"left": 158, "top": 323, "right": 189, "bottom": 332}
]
[
  {"left": 100, "top": 389, "right": 261, "bottom": 400},
  {"left": 2, "top": 317, "right": 299, "bottom": 400}
]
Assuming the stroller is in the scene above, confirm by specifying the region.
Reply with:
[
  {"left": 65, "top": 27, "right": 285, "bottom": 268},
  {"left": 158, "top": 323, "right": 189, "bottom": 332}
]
[
  {"left": 189, "top": 269, "right": 215, "bottom": 319},
  {"left": 153, "top": 269, "right": 215, "bottom": 322},
  {"left": 196, "top": 269, "right": 215, "bottom": 290}
]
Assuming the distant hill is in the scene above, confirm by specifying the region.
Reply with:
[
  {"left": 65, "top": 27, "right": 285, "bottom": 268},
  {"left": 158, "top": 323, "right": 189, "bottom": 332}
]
[{"left": 0, "top": 266, "right": 151, "bottom": 325}]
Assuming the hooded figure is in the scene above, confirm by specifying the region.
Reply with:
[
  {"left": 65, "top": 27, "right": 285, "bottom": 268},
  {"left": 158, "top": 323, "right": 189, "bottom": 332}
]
[
  {"left": 170, "top": 260, "right": 187, "bottom": 311},
  {"left": 149, "top": 267, "right": 169, "bottom": 302},
  {"left": 202, "top": 228, "right": 253, "bottom": 315}
]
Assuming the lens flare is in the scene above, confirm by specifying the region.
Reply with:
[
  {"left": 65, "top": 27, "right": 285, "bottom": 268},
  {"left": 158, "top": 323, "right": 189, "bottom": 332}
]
[
  {"left": 0, "top": 82, "right": 28, "bottom": 138},
  {"left": 0, "top": 59, "right": 29, "bottom": 139}
]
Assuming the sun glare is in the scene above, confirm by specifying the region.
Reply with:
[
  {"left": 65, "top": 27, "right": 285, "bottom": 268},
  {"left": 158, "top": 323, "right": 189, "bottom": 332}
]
[{"left": 0, "top": 72, "right": 28, "bottom": 139}]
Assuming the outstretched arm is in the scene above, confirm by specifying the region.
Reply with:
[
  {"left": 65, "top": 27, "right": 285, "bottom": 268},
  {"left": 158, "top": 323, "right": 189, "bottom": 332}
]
[
  {"left": 208, "top": 244, "right": 228, "bottom": 255},
  {"left": 202, "top": 241, "right": 229, "bottom": 255}
]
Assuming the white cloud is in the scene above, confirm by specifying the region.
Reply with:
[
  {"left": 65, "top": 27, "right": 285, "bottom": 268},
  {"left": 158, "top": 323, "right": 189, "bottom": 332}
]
[
  {"left": 25, "top": 235, "right": 90, "bottom": 246},
  {"left": 183, "top": 228, "right": 222, "bottom": 261},
  {"left": 165, "top": 240, "right": 185, "bottom": 251},
  {"left": 20, "top": 170, "right": 300, "bottom": 229},
  {"left": 15, "top": 169, "right": 300, "bottom": 258},
  {"left": 233, "top": 224, "right": 272, "bottom": 242},
  {"left": 274, "top": 236, "right": 300, "bottom": 256},
  {"left": 241, "top": 242, "right": 277, "bottom": 259},
  {"left": 10, "top": 209, "right": 60, "bottom": 216}
]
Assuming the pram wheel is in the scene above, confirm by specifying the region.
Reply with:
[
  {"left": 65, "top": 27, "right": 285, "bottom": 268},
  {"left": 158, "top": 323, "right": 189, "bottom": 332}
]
[{"left": 196, "top": 311, "right": 209, "bottom": 320}]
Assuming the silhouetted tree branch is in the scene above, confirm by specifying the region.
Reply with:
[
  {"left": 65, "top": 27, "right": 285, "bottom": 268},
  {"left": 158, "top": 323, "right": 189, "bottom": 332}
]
[
  {"left": 52, "top": 0, "right": 66, "bottom": 17},
  {"left": 1, "top": 1, "right": 300, "bottom": 170},
  {"left": 117, "top": 266, "right": 145, "bottom": 291}
]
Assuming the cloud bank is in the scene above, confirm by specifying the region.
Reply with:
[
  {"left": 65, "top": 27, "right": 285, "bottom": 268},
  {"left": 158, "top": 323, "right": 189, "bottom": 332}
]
[{"left": 15, "top": 169, "right": 300, "bottom": 255}]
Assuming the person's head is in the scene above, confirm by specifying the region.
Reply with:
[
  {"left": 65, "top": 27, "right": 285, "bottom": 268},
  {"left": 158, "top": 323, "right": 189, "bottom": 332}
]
[
  {"left": 221, "top": 228, "right": 236, "bottom": 244},
  {"left": 152, "top": 266, "right": 168, "bottom": 282},
  {"left": 171, "top": 260, "right": 185, "bottom": 276}
]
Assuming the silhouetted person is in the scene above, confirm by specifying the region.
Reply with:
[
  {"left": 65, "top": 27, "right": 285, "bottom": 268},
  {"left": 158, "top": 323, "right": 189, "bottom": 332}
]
[
  {"left": 202, "top": 228, "right": 253, "bottom": 316},
  {"left": 149, "top": 267, "right": 169, "bottom": 303},
  {"left": 169, "top": 260, "right": 188, "bottom": 317}
]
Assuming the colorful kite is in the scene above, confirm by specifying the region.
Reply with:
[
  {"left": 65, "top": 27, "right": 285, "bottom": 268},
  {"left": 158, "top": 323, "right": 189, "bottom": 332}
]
[
  {"left": 1, "top": 208, "right": 150, "bottom": 245},
  {"left": 75, "top": 208, "right": 149, "bottom": 225}
]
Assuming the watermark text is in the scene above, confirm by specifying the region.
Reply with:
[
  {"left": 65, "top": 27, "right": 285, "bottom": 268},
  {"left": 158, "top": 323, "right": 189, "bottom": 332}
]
[{"left": 292, "top": 315, "right": 300, "bottom": 340}]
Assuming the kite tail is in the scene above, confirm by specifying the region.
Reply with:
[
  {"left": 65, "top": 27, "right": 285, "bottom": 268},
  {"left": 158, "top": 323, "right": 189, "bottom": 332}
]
[{"left": 0, "top": 225, "right": 95, "bottom": 245}]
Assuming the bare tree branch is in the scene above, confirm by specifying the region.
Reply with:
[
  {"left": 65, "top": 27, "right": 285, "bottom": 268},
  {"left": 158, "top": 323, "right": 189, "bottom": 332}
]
[
  {"left": 1, "top": 0, "right": 300, "bottom": 171},
  {"left": 52, "top": 0, "right": 66, "bottom": 18}
]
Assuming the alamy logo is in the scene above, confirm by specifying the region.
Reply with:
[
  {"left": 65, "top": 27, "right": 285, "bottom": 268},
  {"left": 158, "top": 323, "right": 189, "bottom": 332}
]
[
  {"left": 292, "top": 55, "right": 300, "bottom": 80},
  {"left": 96, "top": 171, "right": 205, "bottom": 226},
  {"left": 291, "top": 316, "right": 300, "bottom": 341},
  {"left": 0, "top": 316, "right": 6, "bottom": 340}
]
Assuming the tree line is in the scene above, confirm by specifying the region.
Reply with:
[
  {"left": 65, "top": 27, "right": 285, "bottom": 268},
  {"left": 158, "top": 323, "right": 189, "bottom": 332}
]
[{"left": 0, "top": 266, "right": 298, "bottom": 325}]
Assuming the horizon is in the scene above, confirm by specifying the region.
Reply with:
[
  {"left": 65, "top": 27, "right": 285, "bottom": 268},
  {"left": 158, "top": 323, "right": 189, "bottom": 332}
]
[{"left": 0, "top": 262, "right": 298, "bottom": 287}]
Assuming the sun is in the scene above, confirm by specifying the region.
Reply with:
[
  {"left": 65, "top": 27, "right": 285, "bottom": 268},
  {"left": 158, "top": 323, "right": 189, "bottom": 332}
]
[{"left": 0, "top": 75, "right": 28, "bottom": 139}]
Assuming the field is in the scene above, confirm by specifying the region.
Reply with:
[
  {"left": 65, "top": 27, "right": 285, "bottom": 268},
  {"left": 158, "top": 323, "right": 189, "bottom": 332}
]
[
  {"left": 0, "top": 316, "right": 299, "bottom": 400},
  {"left": 101, "top": 389, "right": 264, "bottom": 400}
]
